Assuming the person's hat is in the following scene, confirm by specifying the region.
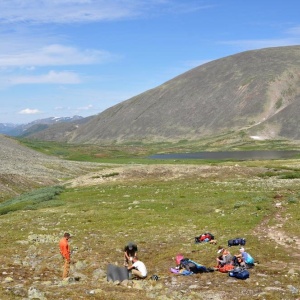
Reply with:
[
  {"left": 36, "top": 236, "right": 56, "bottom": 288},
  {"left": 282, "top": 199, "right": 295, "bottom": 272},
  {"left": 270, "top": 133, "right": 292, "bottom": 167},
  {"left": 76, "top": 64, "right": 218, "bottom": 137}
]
[
  {"left": 128, "top": 242, "right": 134, "bottom": 250},
  {"left": 239, "top": 247, "right": 245, "bottom": 251}
]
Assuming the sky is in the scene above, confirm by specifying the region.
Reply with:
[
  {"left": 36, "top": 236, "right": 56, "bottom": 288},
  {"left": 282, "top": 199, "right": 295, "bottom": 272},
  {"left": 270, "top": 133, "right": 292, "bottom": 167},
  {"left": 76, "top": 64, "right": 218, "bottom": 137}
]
[{"left": 0, "top": 0, "right": 300, "bottom": 124}]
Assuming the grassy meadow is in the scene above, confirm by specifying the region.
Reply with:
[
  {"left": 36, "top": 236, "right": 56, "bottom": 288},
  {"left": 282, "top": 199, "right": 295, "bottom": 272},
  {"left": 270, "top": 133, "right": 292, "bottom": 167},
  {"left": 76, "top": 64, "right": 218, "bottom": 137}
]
[
  {"left": 0, "top": 138, "right": 300, "bottom": 299},
  {"left": 17, "top": 133, "right": 300, "bottom": 164}
]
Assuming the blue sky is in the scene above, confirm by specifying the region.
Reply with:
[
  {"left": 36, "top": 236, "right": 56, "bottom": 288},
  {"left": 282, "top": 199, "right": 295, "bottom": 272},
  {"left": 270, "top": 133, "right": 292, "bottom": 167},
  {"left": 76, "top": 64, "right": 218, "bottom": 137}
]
[{"left": 1, "top": 0, "right": 300, "bottom": 124}]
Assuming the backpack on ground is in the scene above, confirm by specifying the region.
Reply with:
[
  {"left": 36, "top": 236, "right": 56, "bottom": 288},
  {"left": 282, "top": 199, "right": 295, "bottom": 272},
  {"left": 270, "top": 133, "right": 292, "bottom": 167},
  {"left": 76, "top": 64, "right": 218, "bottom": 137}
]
[
  {"left": 175, "top": 254, "right": 184, "bottom": 266},
  {"left": 150, "top": 274, "right": 159, "bottom": 281},
  {"left": 195, "top": 232, "right": 215, "bottom": 243},
  {"left": 227, "top": 238, "right": 246, "bottom": 247},
  {"left": 218, "top": 264, "right": 234, "bottom": 273},
  {"left": 228, "top": 268, "right": 249, "bottom": 280},
  {"left": 245, "top": 253, "right": 254, "bottom": 265}
]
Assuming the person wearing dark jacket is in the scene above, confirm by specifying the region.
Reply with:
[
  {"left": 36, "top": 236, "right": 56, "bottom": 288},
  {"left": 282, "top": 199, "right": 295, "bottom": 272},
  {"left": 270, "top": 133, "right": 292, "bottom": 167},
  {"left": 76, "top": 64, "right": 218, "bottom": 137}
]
[{"left": 124, "top": 242, "right": 137, "bottom": 266}]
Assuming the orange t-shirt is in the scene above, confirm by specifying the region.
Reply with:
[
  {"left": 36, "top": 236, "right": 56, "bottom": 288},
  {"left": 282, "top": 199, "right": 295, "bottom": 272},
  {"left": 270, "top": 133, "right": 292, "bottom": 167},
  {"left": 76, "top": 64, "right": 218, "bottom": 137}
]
[{"left": 59, "top": 237, "right": 70, "bottom": 260}]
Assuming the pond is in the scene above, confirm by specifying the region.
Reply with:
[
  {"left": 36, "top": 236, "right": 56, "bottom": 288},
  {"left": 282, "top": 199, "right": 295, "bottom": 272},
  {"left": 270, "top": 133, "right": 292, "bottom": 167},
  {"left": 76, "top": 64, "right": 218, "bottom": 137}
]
[{"left": 149, "top": 150, "right": 300, "bottom": 161}]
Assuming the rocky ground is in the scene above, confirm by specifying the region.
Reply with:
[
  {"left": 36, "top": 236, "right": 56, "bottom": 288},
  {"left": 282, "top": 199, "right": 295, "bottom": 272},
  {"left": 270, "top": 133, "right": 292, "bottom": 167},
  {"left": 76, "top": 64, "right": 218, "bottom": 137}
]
[
  {"left": 0, "top": 135, "right": 113, "bottom": 201},
  {"left": 0, "top": 135, "right": 300, "bottom": 299},
  {"left": 0, "top": 173, "right": 299, "bottom": 300}
]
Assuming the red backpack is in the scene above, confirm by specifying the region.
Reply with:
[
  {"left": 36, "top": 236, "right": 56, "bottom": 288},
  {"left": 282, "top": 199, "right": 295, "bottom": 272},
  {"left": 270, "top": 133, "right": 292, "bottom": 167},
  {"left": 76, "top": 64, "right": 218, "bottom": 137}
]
[
  {"left": 218, "top": 264, "right": 234, "bottom": 273},
  {"left": 175, "top": 254, "right": 184, "bottom": 266},
  {"left": 195, "top": 232, "right": 215, "bottom": 243}
]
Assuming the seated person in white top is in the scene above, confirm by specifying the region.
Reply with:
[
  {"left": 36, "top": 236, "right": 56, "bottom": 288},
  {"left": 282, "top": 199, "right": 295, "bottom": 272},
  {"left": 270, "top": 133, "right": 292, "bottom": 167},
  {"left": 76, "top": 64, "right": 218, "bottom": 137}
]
[{"left": 127, "top": 256, "right": 147, "bottom": 279}]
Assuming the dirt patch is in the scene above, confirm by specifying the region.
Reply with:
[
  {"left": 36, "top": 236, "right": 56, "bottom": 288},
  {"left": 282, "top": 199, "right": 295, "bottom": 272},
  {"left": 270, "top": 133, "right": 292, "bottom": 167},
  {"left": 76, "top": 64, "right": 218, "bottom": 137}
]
[
  {"left": 66, "top": 164, "right": 265, "bottom": 188},
  {"left": 255, "top": 203, "right": 300, "bottom": 261}
]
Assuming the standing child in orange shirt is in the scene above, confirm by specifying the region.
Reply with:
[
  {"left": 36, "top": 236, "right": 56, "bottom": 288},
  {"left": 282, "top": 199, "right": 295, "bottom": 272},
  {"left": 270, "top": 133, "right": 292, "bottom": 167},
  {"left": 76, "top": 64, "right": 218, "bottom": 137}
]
[{"left": 59, "top": 232, "right": 71, "bottom": 279}]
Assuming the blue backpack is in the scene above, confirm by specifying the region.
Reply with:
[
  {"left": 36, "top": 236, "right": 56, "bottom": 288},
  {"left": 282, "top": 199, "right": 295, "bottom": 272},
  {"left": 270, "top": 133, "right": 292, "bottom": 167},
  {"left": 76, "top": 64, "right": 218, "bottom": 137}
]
[
  {"left": 228, "top": 238, "right": 246, "bottom": 247},
  {"left": 245, "top": 253, "right": 254, "bottom": 265},
  {"left": 229, "top": 268, "right": 249, "bottom": 280}
]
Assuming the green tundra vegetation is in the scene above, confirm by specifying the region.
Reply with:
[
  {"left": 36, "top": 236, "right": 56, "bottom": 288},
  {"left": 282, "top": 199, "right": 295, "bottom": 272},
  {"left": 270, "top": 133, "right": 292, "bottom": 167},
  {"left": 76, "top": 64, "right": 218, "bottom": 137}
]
[
  {"left": 17, "top": 134, "right": 300, "bottom": 163},
  {"left": 0, "top": 138, "right": 299, "bottom": 299}
]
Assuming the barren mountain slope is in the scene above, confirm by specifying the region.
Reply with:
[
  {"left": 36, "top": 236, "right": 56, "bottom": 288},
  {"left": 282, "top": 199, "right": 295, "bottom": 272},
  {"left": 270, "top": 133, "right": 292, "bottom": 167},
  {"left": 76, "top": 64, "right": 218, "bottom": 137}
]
[
  {"left": 248, "top": 93, "right": 300, "bottom": 139},
  {"left": 27, "top": 46, "right": 300, "bottom": 144},
  {"left": 0, "top": 135, "right": 110, "bottom": 201}
]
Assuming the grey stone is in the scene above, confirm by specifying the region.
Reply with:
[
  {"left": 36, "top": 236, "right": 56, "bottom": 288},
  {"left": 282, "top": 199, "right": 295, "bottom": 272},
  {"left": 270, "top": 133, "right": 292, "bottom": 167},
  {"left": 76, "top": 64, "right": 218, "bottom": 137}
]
[
  {"left": 188, "top": 284, "right": 198, "bottom": 289},
  {"left": 92, "top": 268, "right": 106, "bottom": 280},
  {"left": 3, "top": 277, "right": 14, "bottom": 283},
  {"left": 28, "top": 286, "right": 47, "bottom": 300},
  {"left": 74, "top": 260, "right": 87, "bottom": 270},
  {"left": 287, "top": 285, "right": 298, "bottom": 294}
]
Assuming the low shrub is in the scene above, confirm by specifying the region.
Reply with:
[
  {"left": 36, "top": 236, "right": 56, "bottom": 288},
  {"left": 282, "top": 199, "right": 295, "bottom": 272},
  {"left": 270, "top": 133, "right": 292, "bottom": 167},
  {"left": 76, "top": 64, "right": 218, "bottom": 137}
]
[
  {"left": 287, "top": 196, "right": 298, "bottom": 204},
  {"left": 102, "top": 172, "right": 120, "bottom": 178},
  {"left": 279, "top": 172, "right": 300, "bottom": 179},
  {"left": 0, "top": 185, "right": 64, "bottom": 215},
  {"left": 233, "top": 201, "right": 248, "bottom": 209}
]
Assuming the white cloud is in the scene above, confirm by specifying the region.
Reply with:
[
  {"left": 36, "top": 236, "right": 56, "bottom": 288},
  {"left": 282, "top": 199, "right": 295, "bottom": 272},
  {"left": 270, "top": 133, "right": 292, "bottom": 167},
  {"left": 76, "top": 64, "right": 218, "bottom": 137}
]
[
  {"left": 9, "top": 70, "right": 81, "bottom": 85},
  {"left": 77, "top": 104, "right": 93, "bottom": 110},
  {"left": 0, "top": 44, "right": 114, "bottom": 67},
  {"left": 18, "top": 108, "right": 42, "bottom": 115},
  {"left": 0, "top": 0, "right": 134, "bottom": 24},
  {"left": 0, "top": 1, "right": 207, "bottom": 24}
]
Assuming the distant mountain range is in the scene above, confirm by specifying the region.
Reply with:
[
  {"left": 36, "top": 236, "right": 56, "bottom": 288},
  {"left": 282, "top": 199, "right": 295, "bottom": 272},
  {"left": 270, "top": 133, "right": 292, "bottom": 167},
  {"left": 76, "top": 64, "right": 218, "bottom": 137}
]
[
  {"left": 3, "top": 46, "right": 300, "bottom": 143},
  {"left": 0, "top": 116, "right": 84, "bottom": 136}
]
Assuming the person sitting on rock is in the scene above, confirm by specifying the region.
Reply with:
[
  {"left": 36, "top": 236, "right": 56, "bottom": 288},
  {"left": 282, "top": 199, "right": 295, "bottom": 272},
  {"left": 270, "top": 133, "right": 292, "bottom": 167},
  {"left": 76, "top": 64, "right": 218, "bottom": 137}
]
[{"left": 127, "top": 256, "right": 147, "bottom": 279}]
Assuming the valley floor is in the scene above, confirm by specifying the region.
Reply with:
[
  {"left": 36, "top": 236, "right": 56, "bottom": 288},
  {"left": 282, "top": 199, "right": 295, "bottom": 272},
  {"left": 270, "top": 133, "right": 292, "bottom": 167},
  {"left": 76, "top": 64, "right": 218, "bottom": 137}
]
[{"left": 0, "top": 161, "right": 300, "bottom": 299}]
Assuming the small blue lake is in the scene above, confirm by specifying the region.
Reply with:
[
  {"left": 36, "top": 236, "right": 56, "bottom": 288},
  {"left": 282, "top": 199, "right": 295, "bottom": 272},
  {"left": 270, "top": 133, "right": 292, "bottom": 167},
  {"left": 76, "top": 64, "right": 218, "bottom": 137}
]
[{"left": 149, "top": 150, "right": 300, "bottom": 161}]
